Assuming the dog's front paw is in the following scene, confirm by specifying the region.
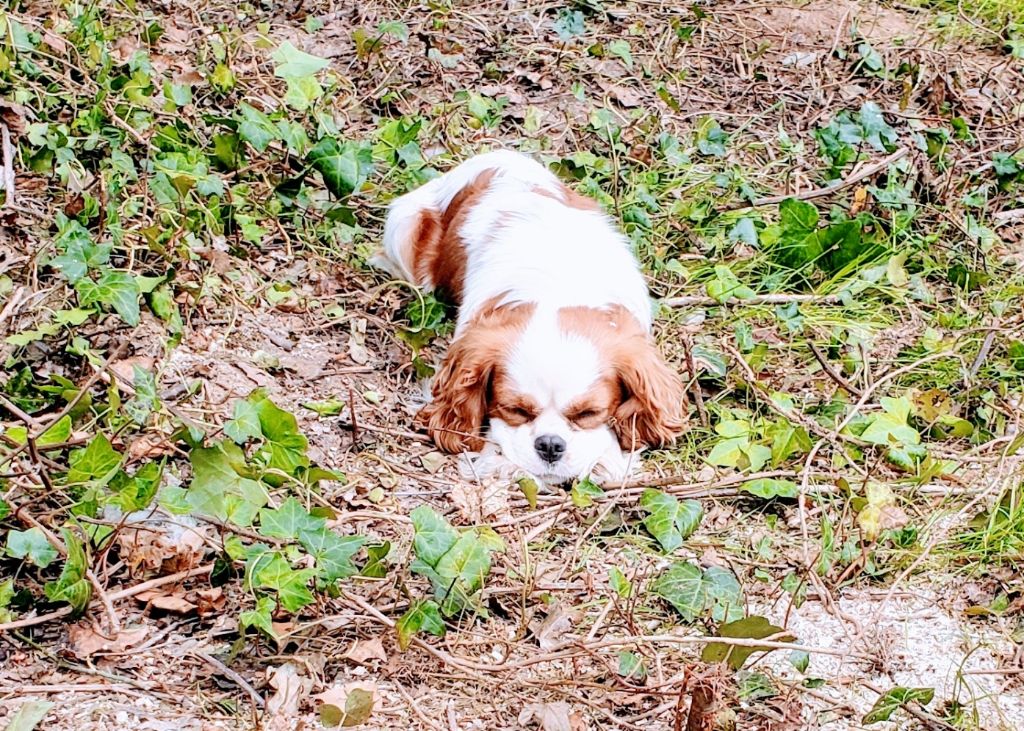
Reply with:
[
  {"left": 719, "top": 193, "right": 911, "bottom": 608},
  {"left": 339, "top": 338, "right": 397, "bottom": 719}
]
[
  {"left": 457, "top": 445, "right": 524, "bottom": 482},
  {"left": 587, "top": 447, "right": 641, "bottom": 486}
]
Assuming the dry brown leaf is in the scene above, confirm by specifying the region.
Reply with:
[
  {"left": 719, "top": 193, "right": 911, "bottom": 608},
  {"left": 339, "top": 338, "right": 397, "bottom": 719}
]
[
  {"left": 265, "top": 663, "right": 313, "bottom": 726},
  {"left": 127, "top": 431, "right": 177, "bottom": 460},
  {"left": 115, "top": 516, "right": 209, "bottom": 574},
  {"left": 449, "top": 479, "right": 511, "bottom": 523},
  {"left": 518, "top": 701, "right": 585, "bottom": 731},
  {"left": 68, "top": 624, "right": 149, "bottom": 658},
  {"left": 138, "top": 590, "right": 197, "bottom": 614},
  {"left": 195, "top": 587, "right": 226, "bottom": 617},
  {"left": 531, "top": 603, "right": 577, "bottom": 650},
  {"left": 109, "top": 356, "right": 155, "bottom": 385},
  {"left": 343, "top": 637, "right": 388, "bottom": 664}
]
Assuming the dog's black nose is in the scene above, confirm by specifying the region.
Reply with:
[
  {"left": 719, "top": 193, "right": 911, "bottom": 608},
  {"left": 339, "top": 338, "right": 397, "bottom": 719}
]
[{"left": 534, "top": 434, "right": 566, "bottom": 463}]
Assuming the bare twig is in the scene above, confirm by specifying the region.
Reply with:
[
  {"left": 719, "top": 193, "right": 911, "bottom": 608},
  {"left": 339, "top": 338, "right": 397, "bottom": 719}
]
[
  {"left": 808, "top": 342, "right": 863, "bottom": 397},
  {"left": 193, "top": 650, "right": 265, "bottom": 709},
  {"left": 724, "top": 147, "right": 910, "bottom": 210},
  {"left": 0, "top": 564, "right": 212, "bottom": 633},
  {"left": 662, "top": 293, "right": 843, "bottom": 308},
  {"left": 0, "top": 122, "right": 15, "bottom": 207}
]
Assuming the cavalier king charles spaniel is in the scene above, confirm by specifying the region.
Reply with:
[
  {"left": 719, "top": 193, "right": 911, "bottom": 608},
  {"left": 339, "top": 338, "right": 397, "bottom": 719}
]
[{"left": 373, "top": 151, "right": 684, "bottom": 484}]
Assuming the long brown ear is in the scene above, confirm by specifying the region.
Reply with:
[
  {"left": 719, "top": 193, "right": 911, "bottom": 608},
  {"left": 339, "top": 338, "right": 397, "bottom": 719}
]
[
  {"left": 418, "top": 302, "right": 535, "bottom": 453},
  {"left": 612, "top": 336, "right": 685, "bottom": 451}
]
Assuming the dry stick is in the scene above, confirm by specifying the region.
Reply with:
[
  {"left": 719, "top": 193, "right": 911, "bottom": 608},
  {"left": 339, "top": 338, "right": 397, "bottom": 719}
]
[
  {"left": 0, "top": 564, "right": 212, "bottom": 633},
  {"left": 807, "top": 342, "right": 863, "bottom": 398},
  {"left": 723, "top": 146, "right": 910, "bottom": 211},
  {"left": 193, "top": 650, "right": 265, "bottom": 709},
  {"left": 662, "top": 292, "right": 843, "bottom": 308},
  {"left": 0, "top": 121, "right": 15, "bottom": 207}
]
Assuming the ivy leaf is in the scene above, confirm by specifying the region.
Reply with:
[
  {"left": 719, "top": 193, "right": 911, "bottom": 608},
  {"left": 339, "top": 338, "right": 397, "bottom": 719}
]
[
  {"left": 652, "top": 562, "right": 706, "bottom": 622},
  {"left": 640, "top": 489, "right": 702, "bottom": 552},
  {"left": 240, "top": 595, "right": 278, "bottom": 638},
  {"left": 768, "top": 420, "right": 811, "bottom": 466},
  {"left": 396, "top": 599, "right": 445, "bottom": 651},
  {"left": 75, "top": 271, "right": 141, "bottom": 325},
  {"left": 410, "top": 505, "right": 459, "bottom": 567},
  {"left": 701, "top": 616, "right": 794, "bottom": 670},
  {"left": 609, "top": 567, "right": 631, "bottom": 598},
  {"left": 570, "top": 477, "right": 604, "bottom": 508},
  {"left": 224, "top": 398, "right": 262, "bottom": 444},
  {"left": 860, "top": 396, "right": 920, "bottom": 446},
  {"left": 6, "top": 528, "right": 59, "bottom": 568},
  {"left": 361, "top": 541, "right": 391, "bottom": 578},
  {"left": 743, "top": 478, "right": 799, "bottom": 500},
  {"left": 617, "top": 651, "right": 647, "bottom": 682},
  {"left": 553, "top": 8, "right": 585, "bottom": 41},
  {"left": 298, "top": 527, "right": 364, "bottom": 582},
  {"left": 307, "top": 138, "right": 374, "bottom": 199},
  {"left": 252, "top": 551, "right": 316, "bottom": 612},
  {"left": 50, "top": 216, "right": 111, "bottom": 283},
  {"left": 696, "top": 119, "right": 728, "bottom": 157},
  {"left": 237, "top": 103, "right": 279, "bottom": 153},
  {"left": 3, "top": 701, "right": 54, "bottom": 731},
  {"left": 272, "top": 41, "right": 329, "bottom": 80},
  {"left": 704, "top": 566, "right": 744, "bottom": 622},
  {"left": 43, "top": 529, "right": 92, "bottom": 614},
  {"left": 607, "top": 39, "right": 633, "bottom": 68},
  {"left": 863, "top": 687, "right": 935, "bottom": 725},
  {"left": 706, "top": 419, "right": 752, "bottom": 467},
  {"left": 187, "top": 441, "right": 268, "bottom": 526},
  {"left": 67, "top": 433, "right": 122, "bottom": 484},
  {"left": 249, "top": 390, "right": 309, "bottom": 482},
  {"left": 705, "top": 265, "right": 755, "bottom": 303},
  {"left": 124, "top": 365, "right": 159, "bottom": 425},
  {"left": 259, "top": 496, "right": 325, "bottom": 540},
  {"left": 432, "top": 529, "right": 503, "bottom": 615}
]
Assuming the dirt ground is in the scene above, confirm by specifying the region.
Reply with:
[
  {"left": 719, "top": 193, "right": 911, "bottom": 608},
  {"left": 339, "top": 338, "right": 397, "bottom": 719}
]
[{"left": 2, "top": 0, "right": 1024, "bottom": 729}]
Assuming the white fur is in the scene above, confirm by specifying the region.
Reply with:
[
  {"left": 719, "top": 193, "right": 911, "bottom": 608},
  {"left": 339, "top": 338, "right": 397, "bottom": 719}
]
[{"left": 376, "top": 151, "right": 655, "bottom": 484}]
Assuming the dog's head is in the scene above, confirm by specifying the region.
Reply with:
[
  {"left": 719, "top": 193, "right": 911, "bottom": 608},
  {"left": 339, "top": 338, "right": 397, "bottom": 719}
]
[{"left": 420, "top": 303, "right": 684, "bottom": 482}]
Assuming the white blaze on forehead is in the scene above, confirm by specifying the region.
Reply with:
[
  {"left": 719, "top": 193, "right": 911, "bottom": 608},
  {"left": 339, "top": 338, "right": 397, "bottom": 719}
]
[{"left": 506, "top": 308, "right": 602, "bottom": 409}]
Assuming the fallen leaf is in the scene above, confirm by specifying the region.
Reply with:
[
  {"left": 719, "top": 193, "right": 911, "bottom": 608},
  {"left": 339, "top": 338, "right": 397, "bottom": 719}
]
[
  {"left": 419, "top": 451, "right": 446, "bottom": 474},
  {"left": 518, "top": 701, "right": 583, "bottom": 731},
  {"left": 116, "top": 516, "right": 209, "bottom": 574},
  {"left": 138, "top": 591, "right": 197, "bottom": 614},
  {"left": 343, "top": 637, "right": 388, "bottom": 664},
  {"left": 68, "top": 624, "right": 149, "bottom": 658},
  {"left": 4, "top": 701, "right": 54, "bottom": 731},
  {"left": 109, "top": 356, "right": 156, "bottom": 384},
  {"left": 449, "top": 479, "right": 510, "bottom": 523},
  {"left": 530, "top": 603, "right": 577, "bottom": 650},
  {"left": 266, "top": 663, "right": 313, "bottom": 726},
  {"left": 317, "top": 682, "right": 377, "bottom": 727},
  {"left": 195, "top": 587, "right": 226, "bottom": 617}
]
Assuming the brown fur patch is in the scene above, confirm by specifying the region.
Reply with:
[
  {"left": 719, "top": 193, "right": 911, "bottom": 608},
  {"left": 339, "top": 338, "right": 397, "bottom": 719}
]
[
  {"left": 559, "top": 305, "right": 685, "bottom": 450},
  {"left": 532, "top": 183, "right": 601, "bottom": 212},
  {"left": 419, "top": 298, "right": 536, "bottom": 452},
  {"left": 410, "top": 170, "right": 496, "bottom": 303}
]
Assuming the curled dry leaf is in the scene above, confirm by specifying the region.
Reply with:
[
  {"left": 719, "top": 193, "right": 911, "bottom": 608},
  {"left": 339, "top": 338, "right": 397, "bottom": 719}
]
[
  {"left": 68, "top": 624, "right": 149, "bottom": 658},
  {"left": 343, "top": 637, "right": 388, "bottom": 664},
  {"left": 109, "top": 356, "right": 156, "bottom": 384},
  {"left": 530, "top": 603, "right": 578, "bottom": 651},
  {"left": 265, "top": 663, "right": 314, "bottom": 727},
  {"left": 517, "top": 701, "right": 585, "bottom": 731},
  {"left": 449, "top": 479, "right": 511, "bottom": 523},
  {"left": 136, "top": 589, "right": 197, "bottom": 614},
  {"left": 195, "top": 587, "right": 226, "bottom": 617},
  {"left": 114, "top": 514, "right": 209, "bottom": 574}
]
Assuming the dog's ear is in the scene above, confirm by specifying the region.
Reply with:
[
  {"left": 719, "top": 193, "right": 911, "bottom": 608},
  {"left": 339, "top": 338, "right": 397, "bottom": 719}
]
[
  {"left": 419, "top": 328, "right": 497, "bottom": 453},
  {"left": 419, "top": 302, "right": 535, "bottom": 453},
  {"left": 612, "top": 336, "right": 685, "bottom": 451}
]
